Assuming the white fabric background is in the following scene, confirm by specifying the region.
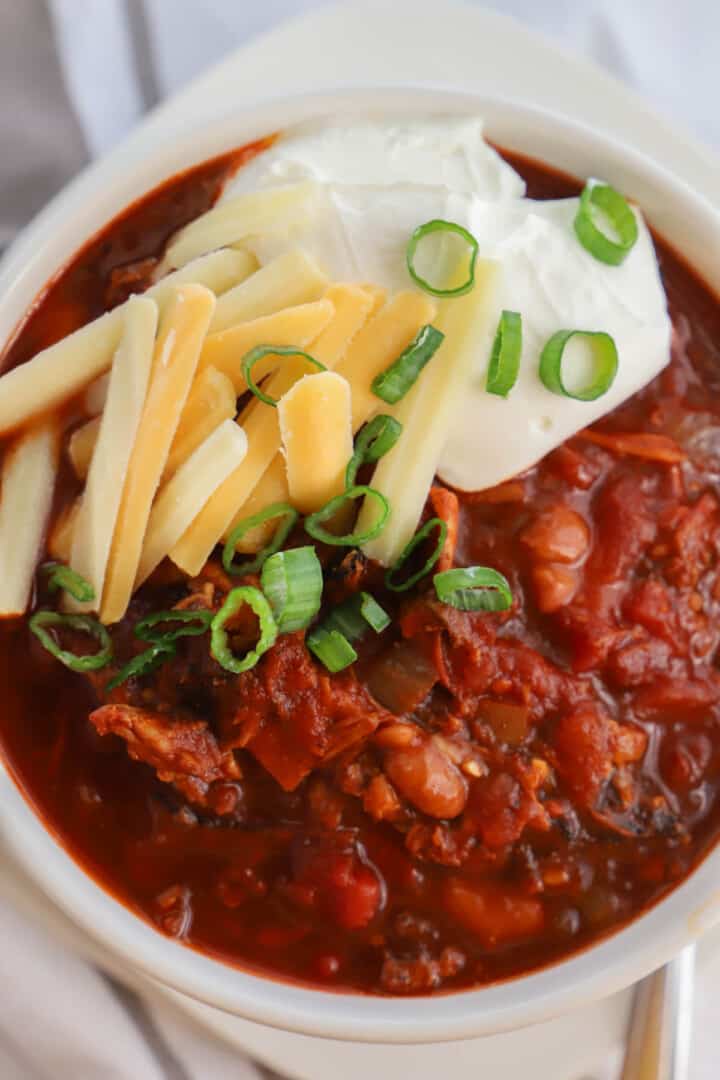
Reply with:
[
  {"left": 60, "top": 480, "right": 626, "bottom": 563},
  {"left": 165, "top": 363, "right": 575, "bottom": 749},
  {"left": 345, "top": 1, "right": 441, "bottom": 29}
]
[
  {"left": 1, "top": 2, "right": 717, "bottom": 1078},
  {"left": 47, "top": 0, "right": 720, "bottom": 154}
]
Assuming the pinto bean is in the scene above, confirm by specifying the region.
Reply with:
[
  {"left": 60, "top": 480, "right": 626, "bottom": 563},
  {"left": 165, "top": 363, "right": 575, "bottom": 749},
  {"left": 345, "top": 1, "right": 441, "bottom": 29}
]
[
  {"left": 383, "top": 737, "right": 468, "bottom": 820},
  {"left": 531, "top": 565, "right": 578, "bottom": 613},
  {"left": 521, "top": 504, "right": 590, "bottom": 564}
]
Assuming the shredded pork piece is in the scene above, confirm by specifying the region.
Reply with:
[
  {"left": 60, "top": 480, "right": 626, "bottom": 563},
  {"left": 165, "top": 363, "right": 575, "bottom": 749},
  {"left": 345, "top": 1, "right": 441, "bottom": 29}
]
[{"left": 90, "top": 704, "right": 240, "bottom": 809}]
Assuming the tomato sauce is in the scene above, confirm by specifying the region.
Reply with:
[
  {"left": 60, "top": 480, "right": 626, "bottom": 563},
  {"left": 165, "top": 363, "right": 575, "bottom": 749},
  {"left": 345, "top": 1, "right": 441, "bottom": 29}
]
[{"left": 1, "top": 142, "right": 720, "bottom": 996}]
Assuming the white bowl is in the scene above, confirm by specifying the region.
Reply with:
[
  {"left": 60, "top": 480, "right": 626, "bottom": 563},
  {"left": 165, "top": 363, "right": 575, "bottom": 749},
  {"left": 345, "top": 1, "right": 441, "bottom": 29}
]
[{"left": 1, "top": 87, "right": 719, "bottom": 1044}]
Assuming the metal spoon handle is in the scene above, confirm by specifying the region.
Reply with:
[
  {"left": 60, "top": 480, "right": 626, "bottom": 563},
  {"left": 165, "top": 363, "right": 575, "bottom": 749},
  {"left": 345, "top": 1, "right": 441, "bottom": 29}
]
[{"left": 621, "top": 945, "right": 696, "bottom": 1080}]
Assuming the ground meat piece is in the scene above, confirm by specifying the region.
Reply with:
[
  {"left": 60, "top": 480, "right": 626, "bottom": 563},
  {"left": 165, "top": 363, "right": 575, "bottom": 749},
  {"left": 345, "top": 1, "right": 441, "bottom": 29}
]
[
  {"left": 363, "top": 774, "right": 402, "bottom": 822},
  {"left": 105, "top": 256, "right": 158, "bottom": 307},
  {"left": 466, "top": 771, "right": 549, "bottom": 849},
  {"left": 662, "top": 492, "right": 720, "bottom": 588},
  {"left": 588, "top": 473, "right": 657, "bottom": 585},
  {"left": 380, "top": 945, "right": 466, "bottom": 994},
  {"left": 623, "top": 578, "right": 680, "bottom": 644},
  {"left": 324, "top": 548, "right": 380, "bottom": 605},
  {"left": 605, "top": 636, "right": 674, "bottom": 687},
  {"left": 221, "top": 634, "right": 393, "bottom": 790},
  {"left": 405, "top": 821, "right": 476, "bottom": 867},
  {"left": 153, "top": 884, "right": 193, "bottom": 938}
]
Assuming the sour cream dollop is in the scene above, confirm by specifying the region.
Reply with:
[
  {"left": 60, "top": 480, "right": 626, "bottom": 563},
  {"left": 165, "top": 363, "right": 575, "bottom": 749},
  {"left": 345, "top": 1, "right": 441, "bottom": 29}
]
[
  {"left": 221, "top": 118, "right": 672, "bottom": 493},
  {"left": 437, "top": 197, "right": 672, "bottom": 490}
]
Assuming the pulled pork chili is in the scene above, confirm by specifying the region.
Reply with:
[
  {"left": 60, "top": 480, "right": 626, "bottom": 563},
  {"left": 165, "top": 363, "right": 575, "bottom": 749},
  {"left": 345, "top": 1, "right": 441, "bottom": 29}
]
[{"left": 1, "top": 147, "right": 720, "bottom": 996}]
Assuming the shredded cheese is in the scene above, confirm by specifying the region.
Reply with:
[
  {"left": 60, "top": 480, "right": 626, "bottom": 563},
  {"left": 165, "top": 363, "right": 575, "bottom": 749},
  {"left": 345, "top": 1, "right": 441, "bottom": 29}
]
[
  {"left": 359, "top": 260, "right": 501, "bottom": 565},
  {"left": 170, "top": 283, "right": 379, "bottom": 575},
  {"left": 198, "top": 299, "right": 334, "bottom": 392},
  {"left": 101, "top": 284, "right": 215, "bottom": 623},
  {"left": 47, "top": 498, "right": 81, "bottom": 564},
  {"left": 279, "top": 371, "right": 353, "bottom": 513},
  {"left": 334, "top": 290, "right": 437, "bottom": 430},
  {"left": 68, "top": 296, "right": 158, "bottom": 612},
  {"left": 164, "top": 365, "right": 237, "bottom": 480},
  {"left": 0, "top": 419, "right": 59, "bottom": 615},
  {"left": 0, "top": 247, "right": 254, "bottom": 437},
  {"left": 68, "top": 416, "right": 101, "bottom": 481},
  {"left": 210, "top": 250, "right": 328, "bottom": 333},
  {"left": 161, "top": 183, "right": 317, "bottom": 272},
  {"left": 135, "top": 420, "right": 249, "bottom": 587},
  {"left": 228, "top": 456, "right": 290, "bottom": 554}
]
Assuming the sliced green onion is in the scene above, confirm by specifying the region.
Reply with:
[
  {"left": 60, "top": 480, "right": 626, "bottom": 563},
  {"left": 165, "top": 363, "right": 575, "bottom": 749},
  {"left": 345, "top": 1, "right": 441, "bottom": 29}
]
[
  {"left": 222, "top": 502, "right": 299, "bottom": 577},
  {"left": 324, "top": 591, "right": 391, "bottom": 641},
  {"left": 385, "top": 517, "right": 447, "bottom": 593},
  {"left": 574, "top": 182, "right": 638, "bottom": 266},
  {"left": 260, "top": 546, "right": 323, "bottom": 633},
  {"left": 304, "top": 485, "right": 390, "bottom": 547},
  {"left": 29, "top": 611, "right": 112, "bottom": 672},
  {"left": 371, "top": 324, "right": 445, "bottom": 405},
  {"left": 134, "top": 608, "right": 213, "bottom": 645},
  {"left": 41, "top": 562, "right": 95, "bottom": 603},
  {"left": 486, "top": 310, "right": 522, "bottom": 397},
  {"left": 406, "top": 219, "right": 479, "bottom": 298},
  {"left": 210, "top": 585, "right": 278, "bottom": 674},
  {"left": 242, "top": 346, "right": 326, "bottom": 407},
  {"left": 345, "top": 415, "right": 403, "bottom": 489},
  {"left": 306, "top": 625, "right": 358, "bottom": 673},
  {"left": 539, "top": 329, "right": 618, "bottom": 401},
  {"left": 356, "top": 592, "right": 391, "bottom": 634},
  {"left": 106, "top": 643, "right": 175, "bottom": 692},
  {"left": 434, "top": 566, "right": 513, "bottom": 612}
]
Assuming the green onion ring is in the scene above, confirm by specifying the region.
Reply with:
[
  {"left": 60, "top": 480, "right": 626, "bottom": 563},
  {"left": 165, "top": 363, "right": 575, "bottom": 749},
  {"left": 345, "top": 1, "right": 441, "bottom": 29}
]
[
  {"left": 406, "top": 219, "right": 479, "bottom": 298},
  {"left": 385, "top": 517, "right": 447, "bottom": 593},
  {"left": 210, "top": 586, "right": 278, "bottom": 674},
  {"left": 241, "top": 345, "right": 326, "bottom": 407},
  {"left": 434, "top": 566, "right": 513, "bottom": 612},
  {"left": 306, "top": 625, "right": 358, "bottom": 673},
  {"left": 41, "top": 561, "right": 95, "bottom": 603},
  {"left": 345, "top": 415, "right": 403, "bottom": 489},
  {"left": 574, "top": 182, "right": 639, "bottom": 266},
  {"left": 371, "top": 324, "right": 445, "bottom": 405},
  {"left": 134, "top": 608, "right": 213, "bottom": 645},
  {"left": 222, "top": 502, "right": 299, "bottom": 577},
  {"left": 260, "top": 546, "right": 323, "bottom": 633},
  {"left": 539, "top": 329, "right": 618, "bottom": 401},
  {"left": 304, "top": 485, "right": 390, "bottom": 547},
  {"left": 29, "top": 611, "right": 112, "bottom": 672},
  {"left": 106, "top": 643, "right": 176, "bottom": 692},
  {"left": 324, "top": 591, "right": 390, "bottom": 641},
  {"left": 486, "top": 310, "right": 523, "bottom": 398}
]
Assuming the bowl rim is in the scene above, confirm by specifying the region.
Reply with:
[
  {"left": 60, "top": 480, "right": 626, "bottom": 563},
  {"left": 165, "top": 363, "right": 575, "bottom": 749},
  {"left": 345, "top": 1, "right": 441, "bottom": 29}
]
[{"left": 1, "top": 84, "right": 720, "bottom": 1044}]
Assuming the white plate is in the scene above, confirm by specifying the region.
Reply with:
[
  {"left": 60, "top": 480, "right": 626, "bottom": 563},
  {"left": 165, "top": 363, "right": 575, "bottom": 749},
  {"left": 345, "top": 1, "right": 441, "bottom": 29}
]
[{"left": 3, "top": 2, "right": 720, "bottom": 1076}]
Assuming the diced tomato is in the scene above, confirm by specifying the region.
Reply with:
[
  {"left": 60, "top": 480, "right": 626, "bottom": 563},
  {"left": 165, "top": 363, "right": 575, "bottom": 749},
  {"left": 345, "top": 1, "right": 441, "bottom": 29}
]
[{"left": 444, "top": 879, "right": 544, "bottom": 946}]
